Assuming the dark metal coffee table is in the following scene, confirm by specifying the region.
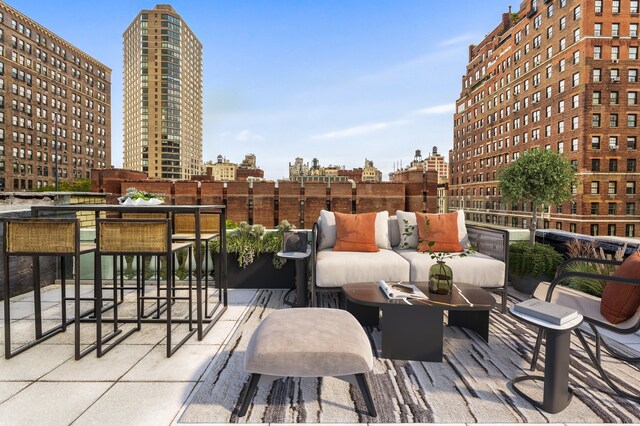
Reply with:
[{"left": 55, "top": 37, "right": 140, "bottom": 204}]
[{"left": 342, "top": 282, "right": 496, "bottom": 362}]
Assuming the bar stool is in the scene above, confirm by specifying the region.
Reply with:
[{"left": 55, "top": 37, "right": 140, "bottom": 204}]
[
  {"left": 2, "top": 218, "right": 95, "bottom": 359},
  {"left": 95, "top": 218, "right": 195, "bottom": 357},
  {"left": 172, "top": 213, "right": 221, "bottom": 316}
]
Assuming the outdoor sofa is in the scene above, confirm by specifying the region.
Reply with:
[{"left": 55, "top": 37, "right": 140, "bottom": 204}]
[{"left": 311, "top": 210, "right": 509, "bottom": 312}]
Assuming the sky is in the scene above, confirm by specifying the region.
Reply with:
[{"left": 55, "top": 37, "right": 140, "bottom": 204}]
[{"left": 7, "top": 0, "right": 514, "bottom": 180}]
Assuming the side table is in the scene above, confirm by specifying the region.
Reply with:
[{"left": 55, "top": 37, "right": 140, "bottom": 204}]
[
  {"left": 508, "top": 304, "right": 583, "bottom": 414},
  {"left": 277, "top": 248, "right": 311, "bottom": 307}
]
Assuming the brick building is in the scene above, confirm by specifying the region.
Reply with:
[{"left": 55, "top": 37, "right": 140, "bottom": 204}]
[
  {"left": 0, "top": 2, "right": 111, "bottom": 191},
  {"left": 450, "top": 0, "right": 640, "bottom": 237},
  {"left": 123, "top": 5, "right": 202, "bottom": 180}
]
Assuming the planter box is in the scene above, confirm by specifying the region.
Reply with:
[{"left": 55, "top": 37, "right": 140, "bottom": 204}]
[
  {"left": 227, "top": 253, "right": 296, "bottom": 289},
  {"left": 509, "top": 273, "right": 546, "bottom": 296}
]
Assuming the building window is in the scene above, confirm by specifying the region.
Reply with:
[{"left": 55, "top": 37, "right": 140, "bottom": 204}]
[
  {"left": 592, "top": 91, "right": 601, "bottom": 104},
  {"left": 630, "top": 69, "right": 638, "bottom": 82},
  {"left": 610, "top": 113, "right": 619, "bottom": 127},
  {"left": 610, "top": 136, "right": 619, "bottom": 149},
  {"left": 572, "top": 116, "right": 579, "bottom": 129},
  {"left": 593, "top": 68, "right": 602, "bottom": 82},
  {"left": 612, "top": 0, "right": 620, "bottom": 13},
  {"left": 628, "top": 114, "right": 638, "bottom": 127},
  {"left": 573, "top": 28, "right": 580, "bottom": 42},
  {"left": 609, "top": 203, "right": 617, "bottom": 215},
  {"left": 594, "top": 22, "right": 602, "bottom": 36},
  {"left": 626, "top": 202, "right": 636, "bottom": 215},
  {"left": 632, "top": 23, "right": 639, "bottom": 37},
  {"left": 610, "top": 91, "right": 619, "bottom": 104},
  {"left": 629, "top": 136, "right": 637, "bottom": 150},
  {"left": 592, "top": 159, "right": 601, "bottom": 171},
  {"left": 632, "top": 0, "right": 639, "bottom": 13},
  {"left": 591, "top": 202, "right": 600, "bottom": 215},
  {"left": 608, "top": 224, "right": 616, "bottom": 236},
  {"left": 629, "top": 91, "right": 638, "bottom": 105},
  {"left": 609, "top": 181, "right": 617, "bottom": 195},
  {"left": 595, "top": 0, "right": 603, "bottom": 14},
  {"left": 557, "top": 141, "right": 564, "bottom": 152},
  {"left": 612, "top": 23, "right": 620, "bottom": 37},
  {"left": 591, "top": 181, "right": 600, "bottom": 194},
  {"left": 628, "top": 159, "right": 637, "bottom": 172},
  {"left": 627, "top": 181, "right": 636, "bottom": 195},
  {"left": 631, "top": 47, "right": 639, "bottom": 60},
  {"left": 570, "top": 223, "right": 577, "bottom": 233},
  {"left": 590, "top": 224, "right": 599, "bottom": 236},
  {"left": 592, "top": 135, "right": 601, "bottom": 149},
  {"left": 626, "top": 224, "right": 635, "bottom": 237},
  {"left": 594, "top": 46, "right": 602, "bottom": 59},
  {"left": 571, "top": 137, "right": 579, "bottom": 150},
  {"left": 609, "top": 159, "right": 618, "bottom": 172},
  {"left": 574, "top": 5, "right": 581, "bottom": 19},
  {"left": 612, "top": 46, "right": 620, "bottom": 60},
  {"left": 560, "top": 16, "right": 566, "bottom": 30}
]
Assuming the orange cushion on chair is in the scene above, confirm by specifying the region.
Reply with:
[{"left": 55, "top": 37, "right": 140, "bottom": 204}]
[
  {"left": 600, "top": 252, "right": 640, "bottom": 324},
  {"left": 416, "top": 212, "right": 464, "bottom": 253},
  {"left": 333, "top": 212, "right": 379, "bottom": 252}
]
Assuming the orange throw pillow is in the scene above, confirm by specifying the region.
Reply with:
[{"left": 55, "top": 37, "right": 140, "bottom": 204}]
[
  {"left": 416, "top": 212, "right": 463, "bottom": 253},
  {"left": 333, "top": 212, "right": 379, "bottom": 252},
  {"left": 600, "top": 251, "right": 640, "bottom": 324}
]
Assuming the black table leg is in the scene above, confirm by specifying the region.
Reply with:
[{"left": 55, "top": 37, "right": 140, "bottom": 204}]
[
  {"left": 448, "top": 310, "right": 490, "bottom": 342},
  {"left": 347, "top": 300, "right": 379, "bottom": 327},
  {"left": 381, "top": 304, "right": 444, "bottom": 362},
  {"left": 294, "top": 259, "right": 307, "bottom": 307}
]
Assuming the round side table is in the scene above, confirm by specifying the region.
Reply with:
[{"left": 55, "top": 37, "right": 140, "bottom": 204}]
[
  {"left": 509, "top": 305, "right": 583, "bottom": 414},
  {"left": 277, "top": 247, "right": 311, "bottom": 307}
]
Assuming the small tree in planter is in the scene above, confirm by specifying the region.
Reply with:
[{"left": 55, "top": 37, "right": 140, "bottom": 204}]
[
  {"left": 498, "top": 148, "right": 577, "bottom": 245},
  {"left": 498, "top": 149, "right": 576, "bottom": 294}
]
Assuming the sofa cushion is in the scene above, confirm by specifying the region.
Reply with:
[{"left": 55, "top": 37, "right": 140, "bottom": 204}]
[
  {"left": 416, "top": 212, "right": 463, "bottom": 253},
  {"left": 315, "top": 248, "right": 410, "bottom": 288},
  {"left": 389, "top": 215, "right": 400, "bottom": 247},
  {"left": 600, "top": 252, "right": 640, "bottom": 324},
  {"left": 317, "top": 210, "right": 390, "bottom": 250},
  {"left": 395, "top": 210, "right": 470, "bottom": 249},
  {"left": 333, "top": 212, "right": 379, "bottom": 252},
  {"left": 395, "top": 248, "right": 505, "bottom": 288}
]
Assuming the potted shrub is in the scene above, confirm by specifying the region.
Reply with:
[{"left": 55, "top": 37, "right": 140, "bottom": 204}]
[
  {"left": 211, "top": 220, "right": 298, "bottom": 289},
  {"left": 508, "top": 241, "right": 563, "bottom": 294}
]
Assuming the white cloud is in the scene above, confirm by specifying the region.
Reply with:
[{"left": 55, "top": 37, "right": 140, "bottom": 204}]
[
  {"left": 311, "top": 119, "right": 409, "bottom": 140},
  {"left": 234, "top": 130, "right": 264, "bottom": 141},
  {"left": 412, "top": 103, "right": 455, "bottom": 115},
  {"left": 439, "top": 34, "right": 477, "bottom": 47}
]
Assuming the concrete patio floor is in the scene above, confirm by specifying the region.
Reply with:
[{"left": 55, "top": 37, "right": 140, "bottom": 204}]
[{"left": 0, "top": 284, "right": 637, "bottom": 425}]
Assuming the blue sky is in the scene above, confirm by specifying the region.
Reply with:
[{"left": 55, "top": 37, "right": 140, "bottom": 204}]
[{"left": 7, "top": 0, "right": 512, "bottom": 180}]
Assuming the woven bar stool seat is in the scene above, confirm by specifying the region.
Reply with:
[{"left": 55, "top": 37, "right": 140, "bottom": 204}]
[{"left": 3, "top": 218, "right": 95, "bottom": 359}]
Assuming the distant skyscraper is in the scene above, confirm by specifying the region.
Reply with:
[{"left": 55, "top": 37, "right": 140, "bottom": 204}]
[
  {"left": 0, "top": 2, "right": 111, "bottom": 190},
  {"left": 123, "top": 5, "right": 202, "bottom": 179}
]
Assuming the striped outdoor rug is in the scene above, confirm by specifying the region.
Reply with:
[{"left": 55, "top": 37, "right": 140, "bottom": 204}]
[{"left": 179, "top": 290, "right": 640, "bottom": 423}]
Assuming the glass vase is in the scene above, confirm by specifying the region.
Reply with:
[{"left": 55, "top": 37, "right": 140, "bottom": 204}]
[{"left": 429, "top": 261, "right": 453, "bottom": 295}]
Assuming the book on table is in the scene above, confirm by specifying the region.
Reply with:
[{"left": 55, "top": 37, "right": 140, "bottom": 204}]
[
  {"left": 513, "top": 299, "right": 579, "bottom": 325},
  {"left": 378, "top": 280, "right": 428, "bottom": 300}
]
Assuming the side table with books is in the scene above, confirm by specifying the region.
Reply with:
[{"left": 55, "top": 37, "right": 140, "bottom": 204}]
[
  {"left": 509, "top": 299, "right": 583, "bottom": 414},
  {"left": 277, "top": 247, "right": 311, "bottom": 307}
]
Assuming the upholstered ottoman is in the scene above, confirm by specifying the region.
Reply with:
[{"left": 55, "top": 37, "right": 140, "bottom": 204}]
[{"left": 239, "top": 308, "right": 376, "bottom": 417}]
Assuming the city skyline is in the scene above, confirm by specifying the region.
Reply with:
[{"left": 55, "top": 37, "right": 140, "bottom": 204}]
[{"left": 5, "top": 0, "right": 513, "bottom": 180}]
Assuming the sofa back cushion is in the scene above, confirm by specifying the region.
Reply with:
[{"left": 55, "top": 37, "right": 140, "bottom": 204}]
[
  {"left": 600, "top": 252, "right": 640, "bottom": 324},
  {"left": 395, "top": 210, "right": 470, "bottom": 249},
  {"left": 333, "top": 212, "right": 379, "bottom": 252},
  {"left": 416, "top": 212, "right": 464, "bottom": 253},
  {"left": 317, "top": 210, "right": 390, "bottom": 250},
  {"left": 389, "top": 215, "right": 401, "bottom": 247}
]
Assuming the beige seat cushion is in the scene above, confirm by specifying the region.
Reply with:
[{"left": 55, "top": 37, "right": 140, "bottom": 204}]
[
  {"left": 533, "top": 282, "right": 640, "bottom": 330},
  {"left": 315, "top": 248, "right": 410, "bottom": 288},
  {"left": 395, "top": 248, "right": 505, "bottom": 288},
  {"left": 244, "top": 308, "right": 373, "bottom": 377}
]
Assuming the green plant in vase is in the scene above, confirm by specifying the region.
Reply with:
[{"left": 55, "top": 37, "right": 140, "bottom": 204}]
[{"left": 417, "top": 218, "right": 471, "bottom": 295}]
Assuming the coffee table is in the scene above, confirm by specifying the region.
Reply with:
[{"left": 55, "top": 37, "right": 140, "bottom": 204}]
[{"left": 342, "top": 282, "right": 496, "bottom": 362}]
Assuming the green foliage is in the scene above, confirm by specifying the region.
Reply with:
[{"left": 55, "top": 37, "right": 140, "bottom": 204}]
[
  {"left": 562, "top": 261, "right": 609, "bottom": 297},
  {"left": 211, "top": 220, "right": 296, "bottom": 269},
  {"left": 498, "top": 149, "right": 576, "bottom": 208},
  {"left": 508, "top": 241, "right": 563, "bottom": 279},
  {"left": 35, "top": 178, "right": 92, "bottom": 192}
]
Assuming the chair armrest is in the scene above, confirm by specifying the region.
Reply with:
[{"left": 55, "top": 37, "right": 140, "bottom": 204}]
[{"left": 311, "top": 222, "right": 319, "bottom": 286}]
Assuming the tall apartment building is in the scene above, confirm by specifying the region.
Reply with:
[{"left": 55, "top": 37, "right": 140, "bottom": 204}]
[
  {"left": 0, "top": 3, "right": 111, "bottom": 191},
  {"left": 450, "top": 0, "right": 640, "bottom": 237},
  {"left": 123, "top": 5, "right": 202, "bottom": 180}
]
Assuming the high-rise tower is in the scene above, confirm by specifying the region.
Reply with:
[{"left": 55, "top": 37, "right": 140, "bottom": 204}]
[
  {"left": 123, "top": 4, "right": 202, "bottom": 179},
  {"left": 451, "top": 0, "right": 640, "bottom": 238}
]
